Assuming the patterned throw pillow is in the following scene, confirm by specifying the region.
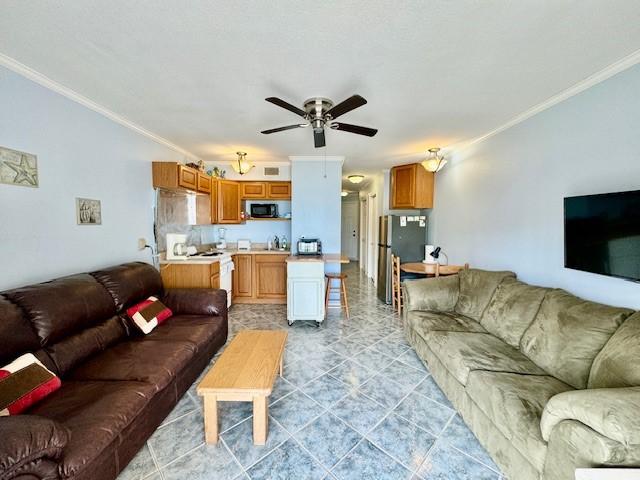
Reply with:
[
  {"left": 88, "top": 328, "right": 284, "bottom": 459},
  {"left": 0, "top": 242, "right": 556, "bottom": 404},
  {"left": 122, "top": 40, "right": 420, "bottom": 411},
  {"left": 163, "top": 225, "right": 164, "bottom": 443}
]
[
  {"left": 126, "top": 296, "right": 173, "bottom": 334},
  {"left": 0, "top": 353, "right": 62, "bottom": 416}
]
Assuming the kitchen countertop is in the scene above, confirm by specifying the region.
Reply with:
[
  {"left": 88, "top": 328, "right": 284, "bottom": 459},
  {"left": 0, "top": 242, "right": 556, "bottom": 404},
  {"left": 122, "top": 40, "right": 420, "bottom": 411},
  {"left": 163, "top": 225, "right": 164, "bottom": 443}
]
[
  {"left": 158, "top": 249, "right": 290, "bottom": 264},
  {"left": 286, "top": 254, "right": 350, "bottom": 264}
]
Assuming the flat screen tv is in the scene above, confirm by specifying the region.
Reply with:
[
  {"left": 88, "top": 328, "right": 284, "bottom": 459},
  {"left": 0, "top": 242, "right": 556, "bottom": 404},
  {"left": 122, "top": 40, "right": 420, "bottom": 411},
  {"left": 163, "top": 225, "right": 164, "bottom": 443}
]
[{"left": 564, "top": 189, "right": 640, "bottom": 282}]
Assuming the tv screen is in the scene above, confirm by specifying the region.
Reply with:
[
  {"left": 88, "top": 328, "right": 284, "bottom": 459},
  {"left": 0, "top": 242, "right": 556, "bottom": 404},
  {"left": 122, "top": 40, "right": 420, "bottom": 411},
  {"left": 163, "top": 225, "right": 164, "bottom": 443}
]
[{"left": 564, "top": 190, "right": 640, "bottom": 282}]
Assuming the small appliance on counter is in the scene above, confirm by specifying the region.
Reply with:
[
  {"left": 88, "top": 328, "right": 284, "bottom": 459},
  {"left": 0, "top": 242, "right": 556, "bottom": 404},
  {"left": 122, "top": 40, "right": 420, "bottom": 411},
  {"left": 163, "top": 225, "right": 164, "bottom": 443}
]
[
  {"left": 250, "top": 203, "right": 278, "bottom": 218},
  {"left": 297, "top": 238, "right": 322, "bottom": 256},
  {"left": 166, "top": 233, "right": 189, "bottom": 260},
  {"left": 237, "top": 239, "right": 252, "bottom": 251},
  {"left": 216, "top": 227, "right": 227, "bottom": 250}
]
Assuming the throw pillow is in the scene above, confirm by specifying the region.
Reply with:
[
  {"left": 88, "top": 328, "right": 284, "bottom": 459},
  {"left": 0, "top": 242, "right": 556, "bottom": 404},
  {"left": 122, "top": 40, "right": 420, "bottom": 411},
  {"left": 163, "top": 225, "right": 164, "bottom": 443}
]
[
  {"left": 0, "top": 353, "right": 61, "bottom": 416},
  {"left": 126, "top": 296, "right": 173, "bottom": 334}
]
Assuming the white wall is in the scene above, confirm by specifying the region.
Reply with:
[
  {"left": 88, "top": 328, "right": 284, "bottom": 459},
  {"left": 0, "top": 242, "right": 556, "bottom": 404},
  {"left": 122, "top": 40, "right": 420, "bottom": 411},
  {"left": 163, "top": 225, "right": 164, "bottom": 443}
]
[
  {"left": 430, "top": 63, "right": 640, "bottom": 309},
  {"left": 0, "top": 65, "right": 184, "bottom": 290}
]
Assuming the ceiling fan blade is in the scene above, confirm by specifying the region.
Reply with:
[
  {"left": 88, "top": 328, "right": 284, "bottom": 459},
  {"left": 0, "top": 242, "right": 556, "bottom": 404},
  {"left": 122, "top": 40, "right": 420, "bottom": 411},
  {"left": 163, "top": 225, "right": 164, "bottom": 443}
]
[
  {"left": 265, "top": 97, "right": 307, "bottom": 117},
  {"left": 325, "top": 95, "right": 367, "bottom": 119},
  {"left": 261, "top": 124, "right": 304, "bottom": 134},
  {"left": 332, "top": 122, "right": 378, "bottom": 137},
  {"left": 314, "top": 129, "right": 326, "bottom": 148}
]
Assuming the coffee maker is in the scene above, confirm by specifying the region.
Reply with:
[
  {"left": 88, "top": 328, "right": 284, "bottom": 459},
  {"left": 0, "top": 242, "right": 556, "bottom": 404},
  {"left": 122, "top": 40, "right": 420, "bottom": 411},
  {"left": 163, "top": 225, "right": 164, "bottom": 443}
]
[{"left": 166, "top": 233, "right": 188, "bottom": 260}]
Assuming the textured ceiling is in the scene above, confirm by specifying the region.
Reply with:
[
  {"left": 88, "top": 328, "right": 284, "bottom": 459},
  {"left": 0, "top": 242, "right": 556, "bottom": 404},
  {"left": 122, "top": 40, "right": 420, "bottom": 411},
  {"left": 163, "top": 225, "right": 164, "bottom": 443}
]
[{"left": 1, "top": 1, "right": 640, "bottom": 177}]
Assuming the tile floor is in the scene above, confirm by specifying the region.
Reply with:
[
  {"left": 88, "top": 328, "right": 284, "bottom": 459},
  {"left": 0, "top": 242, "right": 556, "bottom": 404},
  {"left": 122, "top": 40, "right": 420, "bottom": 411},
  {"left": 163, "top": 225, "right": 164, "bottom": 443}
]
[{"left": 118, "top": 263, "right": 505, "bottom": 480}]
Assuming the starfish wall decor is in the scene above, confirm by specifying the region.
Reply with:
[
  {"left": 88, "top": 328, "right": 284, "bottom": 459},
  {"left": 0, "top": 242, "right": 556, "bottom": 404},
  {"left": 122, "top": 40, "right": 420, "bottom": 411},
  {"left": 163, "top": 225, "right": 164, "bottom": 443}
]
[{"left": 0, "top": 146, "right": 39, "bottom": 188}]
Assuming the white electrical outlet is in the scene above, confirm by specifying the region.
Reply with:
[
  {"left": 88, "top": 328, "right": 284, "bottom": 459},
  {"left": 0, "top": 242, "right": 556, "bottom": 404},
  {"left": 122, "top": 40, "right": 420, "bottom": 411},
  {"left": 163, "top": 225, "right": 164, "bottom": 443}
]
[{"left": 138, "top": 238, "right": 147, "bottom": 250}]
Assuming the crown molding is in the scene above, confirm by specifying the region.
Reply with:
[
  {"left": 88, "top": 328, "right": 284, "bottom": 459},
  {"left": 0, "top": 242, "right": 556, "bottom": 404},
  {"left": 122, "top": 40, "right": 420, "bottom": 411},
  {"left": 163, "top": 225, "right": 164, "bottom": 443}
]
[
  {"left": 457, "top": 48, "right": 640, "bottom": 150},
  {"left": 0, "top": 53, "right": 200, "bottom": 160}
]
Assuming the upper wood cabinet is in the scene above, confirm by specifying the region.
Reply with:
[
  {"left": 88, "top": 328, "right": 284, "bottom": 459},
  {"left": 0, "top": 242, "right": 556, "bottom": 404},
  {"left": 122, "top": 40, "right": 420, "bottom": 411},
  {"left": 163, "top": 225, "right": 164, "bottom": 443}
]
[
  {"left": 152, "top": 162, "right": 211, "bottom": 194},
  {"left": 267, "top": 182, "right": 291, "bottom": 199},
  {"left": 239, "top": 181, "right": 291, "bottom": 199},
  {"left": 390, "top": 163, "right": 434, "bottom": 209},
  {"left": 241, "top": 182, "right": 267, "bottom": 199},
  {"left": 217, "top": 180, "right": 242, "bottom": 224},
  {"left": 210, "top": 179, "right": 219, "bottom": 224}
]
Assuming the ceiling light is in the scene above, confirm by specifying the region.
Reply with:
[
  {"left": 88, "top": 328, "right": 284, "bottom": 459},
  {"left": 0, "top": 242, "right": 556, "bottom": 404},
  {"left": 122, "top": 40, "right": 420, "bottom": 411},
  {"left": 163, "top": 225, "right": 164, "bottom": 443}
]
[
  {"left": 421, "top": 147, "right": 447, "bottom": 172},
  {"left": 341, "top": 191, "right": 349, "bottom": 197},
  {"left": 348, "top": 175, "right": 365, "bottom": 184},
  {"left": 230, "top": 152, "right": 254, "bottom": 175}
]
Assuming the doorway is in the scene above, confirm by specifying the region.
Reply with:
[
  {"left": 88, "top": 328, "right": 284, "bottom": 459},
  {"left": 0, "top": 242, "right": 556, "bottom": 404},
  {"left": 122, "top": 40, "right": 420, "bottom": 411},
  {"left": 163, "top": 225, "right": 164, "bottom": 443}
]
[{"left": 341, "top": 196, "right": 359, "bottom": 261}]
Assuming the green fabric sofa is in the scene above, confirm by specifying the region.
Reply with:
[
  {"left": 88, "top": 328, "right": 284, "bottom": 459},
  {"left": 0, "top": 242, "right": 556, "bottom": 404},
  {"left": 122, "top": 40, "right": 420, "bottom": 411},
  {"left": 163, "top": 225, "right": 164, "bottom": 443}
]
[{"left": 403, "top": 269, "right": 640, "bottom": 480}]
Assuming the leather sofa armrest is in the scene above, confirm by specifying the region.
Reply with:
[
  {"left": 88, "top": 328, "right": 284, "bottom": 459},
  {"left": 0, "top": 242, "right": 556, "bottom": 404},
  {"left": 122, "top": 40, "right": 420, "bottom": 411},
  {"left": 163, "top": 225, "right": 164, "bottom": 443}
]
[
  {"left": 162, "top": 288, "right": 228, "bottom": 317},
  {"left": 0, "top": 415, "right": 70, "bottom": 478},
  {"left": 541, "top": 387, "right": 640, "bottom": 445},
  {"left": 403, "top": 275, "right": 460, "bottom": 312}
]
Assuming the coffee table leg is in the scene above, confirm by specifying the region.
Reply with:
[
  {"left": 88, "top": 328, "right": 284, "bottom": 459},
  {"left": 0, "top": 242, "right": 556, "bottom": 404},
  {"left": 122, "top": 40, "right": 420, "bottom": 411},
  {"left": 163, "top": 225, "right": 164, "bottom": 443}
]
[
  {"left": 204, "top": 395, "right": 218, "bottom": 444},
  {"left": 279, "top": 356, "right": 283, "bottom": 377},
  {"left": 253, "top": 395, "right": 268, "bottom": 445}
]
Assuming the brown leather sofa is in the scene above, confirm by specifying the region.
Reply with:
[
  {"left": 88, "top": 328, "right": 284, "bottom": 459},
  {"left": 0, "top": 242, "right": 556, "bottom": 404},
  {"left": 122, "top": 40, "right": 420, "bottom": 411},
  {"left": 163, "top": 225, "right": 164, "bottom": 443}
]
[{"left": 0, "top": 262, "right": 228, "bottom": 480}]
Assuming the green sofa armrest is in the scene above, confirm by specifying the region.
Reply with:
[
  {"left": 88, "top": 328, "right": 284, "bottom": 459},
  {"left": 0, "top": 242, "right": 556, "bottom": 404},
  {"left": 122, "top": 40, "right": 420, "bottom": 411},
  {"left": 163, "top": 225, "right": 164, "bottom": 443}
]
[
  {"left": 541, "top": 387, "right": 640, "bottom": 445},
  {"left": 402, "top": 275, "right": 459, "bottom": 312}
]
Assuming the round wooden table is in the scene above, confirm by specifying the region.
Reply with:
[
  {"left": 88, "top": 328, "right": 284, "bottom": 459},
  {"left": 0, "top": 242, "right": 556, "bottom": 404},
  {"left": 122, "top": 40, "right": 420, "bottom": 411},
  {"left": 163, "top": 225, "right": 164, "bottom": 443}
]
[{"left": 400, "top": 262, "right": 469, "bottom": 276}]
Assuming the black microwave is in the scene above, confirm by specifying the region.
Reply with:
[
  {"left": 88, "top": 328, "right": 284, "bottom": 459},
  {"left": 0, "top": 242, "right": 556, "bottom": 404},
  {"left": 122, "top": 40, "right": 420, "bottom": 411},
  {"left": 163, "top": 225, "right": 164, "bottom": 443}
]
[{"left": 250, "top": 203, "right": 278, "bottom": 218}]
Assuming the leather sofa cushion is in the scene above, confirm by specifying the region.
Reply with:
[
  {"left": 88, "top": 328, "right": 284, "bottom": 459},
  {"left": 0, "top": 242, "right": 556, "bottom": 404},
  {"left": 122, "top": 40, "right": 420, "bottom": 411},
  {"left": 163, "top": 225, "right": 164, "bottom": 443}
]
[
  {"left": 589, "top": 312, "right": 640, "bottom": 389},
  {"left": 29, "top": 380, "right": 156, "bottom": 478},
  {"left": 0, "top": 295, "right": 40, "bottom": 365},
  {"left": 466, "top": 371, "right": 573, "bottom": 472},
  {"left": 480, "top": 278, "right": 549, "bottom": 348},
  {"left": 144, "top": 315, "right": 227, "bottom": 352},
  {"left": 520, "top": 289, "right": 634, "bottom": 389},
  {"left": 424, "top": 331, "right": 546, "bottom": 385},
  {"left": 44, "top": 316, "right": 128, "bottom": 376},
  {"left": 3, "top": 274, "right": 116, "bottom": 346},
  {"left": 91, "top": 262, "right": 163, "bottom": 312},
  {"left": 70, "top": 338, "right": 197, "bottom": 391},
  {"left": 408, "top": 310, "right": 487, "bottom": 338},
  {"left": 454, "top": 269, "right": 516, "bottom": 321}
]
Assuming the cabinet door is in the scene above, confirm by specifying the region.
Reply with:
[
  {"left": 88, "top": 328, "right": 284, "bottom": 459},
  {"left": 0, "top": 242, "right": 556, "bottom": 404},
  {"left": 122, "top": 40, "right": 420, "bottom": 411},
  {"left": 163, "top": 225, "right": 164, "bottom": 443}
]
[
  {"left": 232, "top": 254, "right": 253, "bottom": 297},
  {"left": 178, "top": 165, "right": 198, "bottom": 190},
  {"left": 391, "top": 164, "right": 416, "bottom": 209},
  {"left": 210, "top": 179, "right": 219, "bottom": 224},
  {"left": 160, "top": 264, "right": 211, "bottom": 288},
  {"left": 217, "top": 180, "right": 242, "bottom": 224},
  {"left": 241, "top": 182, "right": 267, "bottom": 199},
  {"left": 198, "top": 173, "right": 212, "bottom": 193},
  {"left": 267, "top": 182, "right": 291, "bottom": 199},
  {"left": 287, "top": 278, "right": 324, "bottom": 321},
  {"left": 255, "top": 255, "right": 288, "bottom": 299}
]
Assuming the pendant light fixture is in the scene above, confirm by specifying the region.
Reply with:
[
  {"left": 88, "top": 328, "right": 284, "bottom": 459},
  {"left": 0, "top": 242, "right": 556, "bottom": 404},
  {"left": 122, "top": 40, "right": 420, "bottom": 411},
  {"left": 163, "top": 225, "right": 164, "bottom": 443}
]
[
  {"left": 347, "top": 174, "right": 365, "bottom": 184},
  {"left": 421, "top": 147, "right": 447, "bottom": 172},
  {"left": 230, "top": 152, "right": 254, "bottom": 175}
]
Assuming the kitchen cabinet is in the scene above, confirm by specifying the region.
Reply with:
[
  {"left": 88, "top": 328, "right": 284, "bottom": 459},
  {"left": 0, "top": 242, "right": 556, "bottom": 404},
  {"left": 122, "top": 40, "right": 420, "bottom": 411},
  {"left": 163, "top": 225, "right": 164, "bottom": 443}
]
[
  {"left": 232, "top": 253, "right": 287, "bottom": 304},
  {"left": 153, "top": 162, "right": 212, "bottom": 193},
  {"left": 210, "top": 179, "right": 218, "bottom": 224},
  {"left": 232, "top": 254, "right": 253, "bottom": 298},
  {"left": 267, "top": 182, "right": 291, "bottom": 199},
  {"left": 241, "top": 182, "right": 267, "bottom": 199},
  {"left": 217, "top": 180, "right": 242, "bottom": 224},
  {"left": 287, "top": 260, "right": 325, "bottom": 324},
  {"left": 390, "top": 163, "right": 434, "bottom": 209},
  {"left": 160, "top": 262, "right": 220, "bottom": 289}
]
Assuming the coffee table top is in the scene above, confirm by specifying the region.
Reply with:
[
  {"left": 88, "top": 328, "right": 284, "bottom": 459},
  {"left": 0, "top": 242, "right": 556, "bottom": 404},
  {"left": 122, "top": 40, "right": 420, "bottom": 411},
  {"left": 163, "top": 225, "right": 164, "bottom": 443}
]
[{"left": 197, "top": 330, "right": 287, "bottom": 396}]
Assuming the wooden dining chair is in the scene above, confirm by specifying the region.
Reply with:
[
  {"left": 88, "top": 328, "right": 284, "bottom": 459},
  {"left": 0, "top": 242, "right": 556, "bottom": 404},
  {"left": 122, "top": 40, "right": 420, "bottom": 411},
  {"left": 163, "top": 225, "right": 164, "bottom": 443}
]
[{"left": 391, "top": 254, "right": 403, "bottom": 313}]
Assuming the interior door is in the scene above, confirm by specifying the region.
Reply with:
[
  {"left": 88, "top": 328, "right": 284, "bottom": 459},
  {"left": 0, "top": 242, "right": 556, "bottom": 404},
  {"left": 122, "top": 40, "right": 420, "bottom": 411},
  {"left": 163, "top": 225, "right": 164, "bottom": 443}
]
[
  {"left": 359, "top": 197, "right": 367, "bottom": 270},
  {"left": 367, "top": 194, "right": 378, "bottom": 284},
  {"left": 341, "top": 200, "right": 359, "bottom": 261}
]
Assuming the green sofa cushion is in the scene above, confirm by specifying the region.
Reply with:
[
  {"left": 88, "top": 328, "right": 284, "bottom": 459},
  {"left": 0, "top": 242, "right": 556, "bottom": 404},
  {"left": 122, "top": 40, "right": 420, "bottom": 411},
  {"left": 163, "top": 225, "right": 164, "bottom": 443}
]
[
  {"left": 480, "top": 278, "right": 549, "bottom": 348},
  {"left": 424, "top": 331, "right": 546, "bottom": 385},
  {"left": 403, "top": 275, "right": 459, "bottom": 312},
  {"left": 589, "top": 312, "right": 640, "bottom": 389},
  {"left": 520, "top": 289, "right": 634, "bottom": 389},
  {"left": 454, "top": 269, "right": 516, "bottom": 321},
  {"left": 407, "top": 311, "right": 487, "bottom": 339},
  {"left": 467, "top": 371, "right": 573, "bottom": 471}
]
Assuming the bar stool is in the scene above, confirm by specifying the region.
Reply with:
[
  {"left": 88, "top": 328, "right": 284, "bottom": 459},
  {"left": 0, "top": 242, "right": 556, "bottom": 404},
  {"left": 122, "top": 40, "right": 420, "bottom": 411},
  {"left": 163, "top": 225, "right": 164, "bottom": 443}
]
[{"left": 324, "top": 273, "right": 350, "bottom": 319}]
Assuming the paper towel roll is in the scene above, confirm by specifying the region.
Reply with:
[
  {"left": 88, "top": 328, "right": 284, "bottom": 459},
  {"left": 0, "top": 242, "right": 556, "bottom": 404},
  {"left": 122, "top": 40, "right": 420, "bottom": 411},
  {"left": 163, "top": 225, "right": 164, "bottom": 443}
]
[{"left": 423, "top": 245, "right": 437, "bottom": 264}]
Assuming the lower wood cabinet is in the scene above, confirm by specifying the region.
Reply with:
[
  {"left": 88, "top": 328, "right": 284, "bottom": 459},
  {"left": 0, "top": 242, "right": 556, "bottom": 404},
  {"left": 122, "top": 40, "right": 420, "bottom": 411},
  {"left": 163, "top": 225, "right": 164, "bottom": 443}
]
[
  {"left": 232, "top": 254, "right": 287, "bottom": 304},
  {"left": 160, "top": 262, "right": 220, "bottom": 289}
]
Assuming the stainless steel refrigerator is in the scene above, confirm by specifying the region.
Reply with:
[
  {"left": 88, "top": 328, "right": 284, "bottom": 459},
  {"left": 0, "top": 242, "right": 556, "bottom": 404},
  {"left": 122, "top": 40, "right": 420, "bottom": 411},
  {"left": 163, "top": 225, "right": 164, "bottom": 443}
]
[{"left": 377, "top": 215, "right": 427, "bottom": 303}]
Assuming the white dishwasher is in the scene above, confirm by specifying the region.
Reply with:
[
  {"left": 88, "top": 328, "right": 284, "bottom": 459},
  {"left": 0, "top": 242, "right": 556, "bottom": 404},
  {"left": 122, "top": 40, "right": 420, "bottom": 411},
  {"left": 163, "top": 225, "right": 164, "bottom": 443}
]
[{"left": 219, "top": 255, "right": 234, "bottom": 308}]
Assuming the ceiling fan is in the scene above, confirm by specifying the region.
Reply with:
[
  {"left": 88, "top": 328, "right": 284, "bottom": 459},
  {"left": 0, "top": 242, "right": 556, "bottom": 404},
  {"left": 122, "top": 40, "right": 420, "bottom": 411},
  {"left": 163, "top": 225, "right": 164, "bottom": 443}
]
[{"left": 261, "top": 95, "right": 378, "bottom": 148}]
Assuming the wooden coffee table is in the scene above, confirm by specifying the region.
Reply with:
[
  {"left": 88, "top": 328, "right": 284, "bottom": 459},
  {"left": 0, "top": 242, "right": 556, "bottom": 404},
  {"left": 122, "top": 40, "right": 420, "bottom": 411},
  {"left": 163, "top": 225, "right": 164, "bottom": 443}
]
[{"left": 197, "top": 330, "right": 287, "bottom": 445}]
